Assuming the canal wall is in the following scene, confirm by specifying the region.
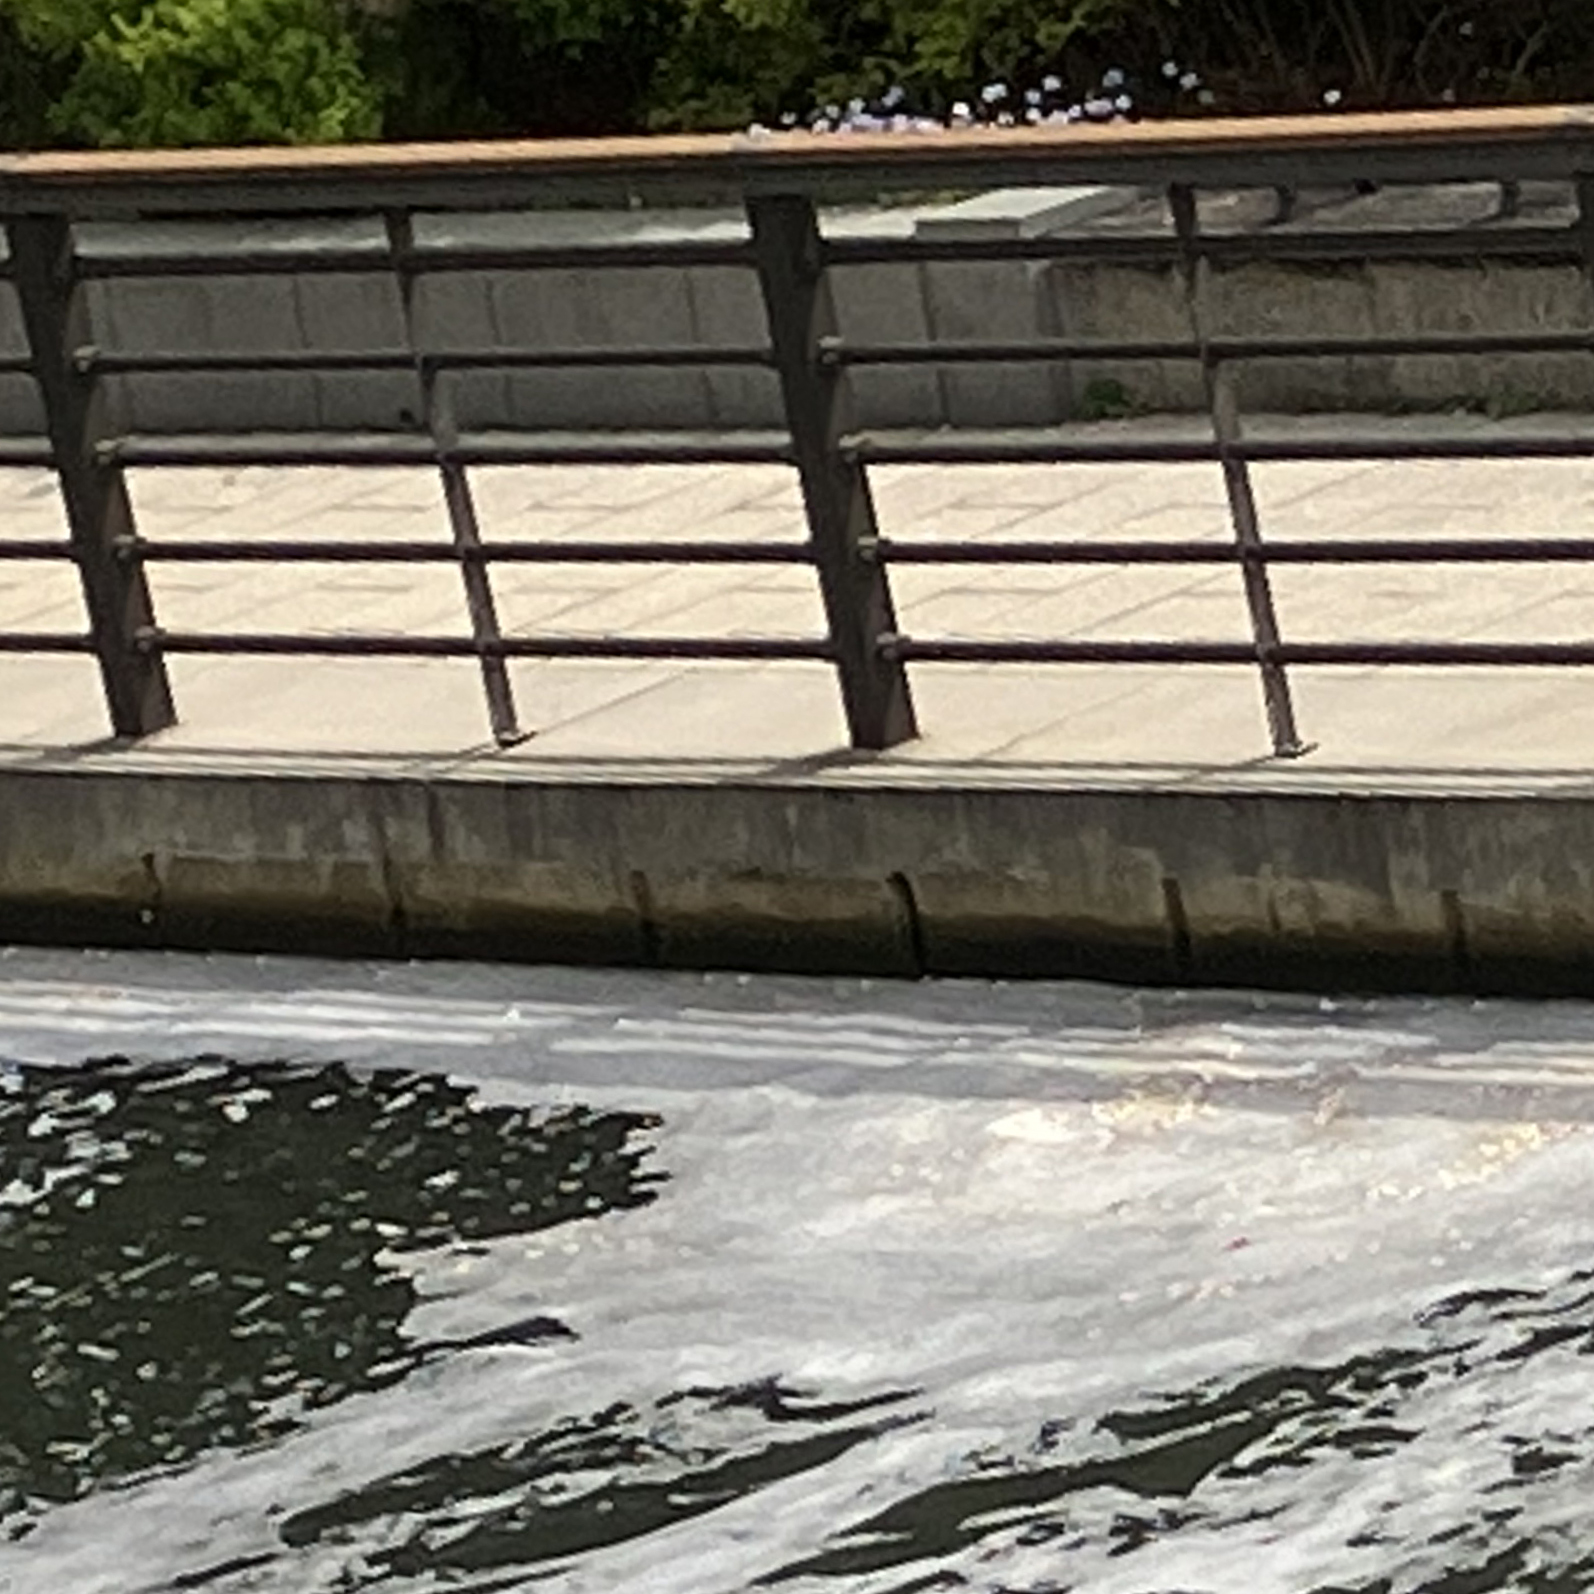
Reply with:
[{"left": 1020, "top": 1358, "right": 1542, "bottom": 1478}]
[
  {"left": 4, "top": 756, "right": 1594, "bottom": 997},
  {"left": 0, "top": 181, "right": 1590, "bottom": 436}
]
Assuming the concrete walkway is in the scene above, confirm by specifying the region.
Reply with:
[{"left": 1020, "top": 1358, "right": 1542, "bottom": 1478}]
[{"left": 8, "top": 420, "right": 1594, "bottom": 790}]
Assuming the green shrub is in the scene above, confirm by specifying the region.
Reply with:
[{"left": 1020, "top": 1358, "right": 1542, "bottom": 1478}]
[
  {"left": 1, "top": 0, "right": 382, "bottom": 147},
  {"left": 4, "top": 0, "right": 1594, "bottom": 150},
  {"left": 368, "top": 0, "right": 681, "bottom": 140}
]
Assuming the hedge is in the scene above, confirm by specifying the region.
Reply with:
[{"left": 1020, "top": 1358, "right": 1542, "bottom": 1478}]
[{"left": 0, "top": 0, "right": 1590, "bottom": 150}]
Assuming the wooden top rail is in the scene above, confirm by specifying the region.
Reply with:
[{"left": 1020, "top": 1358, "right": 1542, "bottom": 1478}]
[{"left": 3, "top": 105, "right": 1594, "bottom": 216}]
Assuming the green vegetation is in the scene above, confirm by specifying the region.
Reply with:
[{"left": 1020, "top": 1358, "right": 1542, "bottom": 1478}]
[
  {"left": 1, "top": 0, "right": 380, "bottom": 147},
  {"left": 0, "top": 0, "right": 1591, "bottom": 149},
  {"left": 1077, "top": 375, "right": 1143, "bottom": 421}
]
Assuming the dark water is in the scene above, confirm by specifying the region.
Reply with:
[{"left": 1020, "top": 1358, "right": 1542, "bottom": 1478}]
[
  {"left": 0, "top": 1055, "right": 919, "bottom": 1588},
  {"left": 5, "top": 1047, "right": 1594, "bottom": 1593},
  {"left": 0, "top": 1057, "right": 659, "bottom": 1523}
]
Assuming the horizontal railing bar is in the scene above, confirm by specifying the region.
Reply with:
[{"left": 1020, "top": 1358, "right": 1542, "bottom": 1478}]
[
  {"left": 852, "top": 429, "right": 1594, "bottom": 465},
  {"left": 22, "top": 534, "right": 1590, "bottom": 567},
  {"left": 7, "top": 107, "right": 1594, "bottom": 216},
  {"left": 8, "top": 629, "right": 1592, "bottom": 667},
  {"left": 76, "top": 239, "right": 758, "bottom": 280},
  {"left": 0, "top": 539, "right": 73, "bottom": 560},
  {"left": 27, "top": 427, "right": 1594, "bottom": 474},
  {"left": 103, "top": 425, "right": 1594, "bottom": 473},
  {"left": 59, "top": 226, "right": 1583, "bottom": 286},
  {"left": 0, "top": 438, "right": 54, "bottom": 467},
  {"left": 889, "top": 637, "right": 1594, "bottom": 666},
  {"left": 87, "top": 344, "right": 775, "bottom": 376},
  {"left": 119, "top": 537, "right": 813, "bottom": 564},
  {"left": 826, "top": 224, "right": 1579, "bottom": 270},
  {"left": 847, "top": 432, "right": 1244, "bottom": 465},
  {"left": 108, "top": 430, "right": 794, "bottom": 468},
  {"left": 0, "top": 632, "right": 94, "bottom": 653},
  {"left": 135, "top": 630, "right": 832, "bottom": 661},
  {"left": 831, "top": 329, "right": 1594, "bottom": 366},
  {"left": 71, "top": 328, "right": 1594, "bottom": 382},
  {"left": 879, "top": 537, "right": 1594, "bottom": 564},
  {"left": 19, "top": 534, "right": 1594, "bottom": 568}
]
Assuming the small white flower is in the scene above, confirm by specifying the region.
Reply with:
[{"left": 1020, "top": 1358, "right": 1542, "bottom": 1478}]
[
  {"left": 1103, "top": 67, "right": 1125, "bottom": 89},
  {"left": 1179, "top": 70, "right": 1200, "bottom": 90},
  {"left": 1114, "top": 93, "right": 1133, "bottom": 112},
  {"left": 1042, "top": 74, "right": 1062, "bottom": 93},
  {"left": 1323, "top": 87, "right": 1343, "bottom": 106},
  {"left": 1162, "top": 59, "right": 1180, "bottom": 78},
  {"left": 1197, "top": 87, "right": 1216, "bottom": 105}
]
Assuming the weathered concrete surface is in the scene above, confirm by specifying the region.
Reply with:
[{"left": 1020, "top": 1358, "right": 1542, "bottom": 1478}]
[
  {"left": 6, "top": 752, "right": 1594, "bottom": 993},
  {"left": 11, "top": 436, "right": 1594, "bottom": 995},
  {"left": 0, "top": 181, "right": 1582, "bottom": 436},
  {"left": 0, "top": 758, "right": 1563, "bottom": 986}
]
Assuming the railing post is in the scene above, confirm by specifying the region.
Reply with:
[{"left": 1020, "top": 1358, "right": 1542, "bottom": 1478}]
[
  {"left": 7, "top": 213, "right": 174, "bottom": 738},
  {"left": 384, "top": 210, "right": 524, "bottom": 747},
  {"left": 747, "top": 192, "right": 917, "bottom": 750},
  {"left": 1573, "top": 175, "right": 1594, "bottom": 311},
  {"left": 1169, "top": 183, "right": 1308, "bottom": 759}
]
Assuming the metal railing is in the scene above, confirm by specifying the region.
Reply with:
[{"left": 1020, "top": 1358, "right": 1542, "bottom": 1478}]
[{"left": 8, "top": 106, "right": 1594, "bottom": 754}]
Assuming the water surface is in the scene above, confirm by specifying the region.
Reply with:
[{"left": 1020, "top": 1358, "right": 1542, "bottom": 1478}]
[{"left": 3, "top": 949, "right": 1594, "bottom": 1594}]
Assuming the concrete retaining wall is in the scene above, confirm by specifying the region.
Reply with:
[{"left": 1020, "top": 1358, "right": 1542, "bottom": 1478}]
[
  {"left": 5, "top": 761, "right": 1594, "bottom": 997},
  {"left": 2, "top": 183, "right": 1591, "bottom": 437}
]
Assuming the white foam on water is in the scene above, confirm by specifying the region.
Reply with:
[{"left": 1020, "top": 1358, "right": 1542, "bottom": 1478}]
[{"left": 3, "top": 946, "right": 1594, "bottom": 1592}]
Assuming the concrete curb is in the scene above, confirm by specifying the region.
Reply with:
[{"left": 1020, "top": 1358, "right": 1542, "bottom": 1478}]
[{"left": 6, "top": 758, "right": 1594, "bottom": 996}]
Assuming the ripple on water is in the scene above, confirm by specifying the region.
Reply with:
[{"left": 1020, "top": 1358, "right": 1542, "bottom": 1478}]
[
  {"left": 13, "top": 1052, "right": 1594, "bottom": 1592},
  {"left": 764, "top": 1274, "right": 1594, "bottom": 1593},
  {"left": 0, "top": 1054, "right": 662, "bottom": 1524}
]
